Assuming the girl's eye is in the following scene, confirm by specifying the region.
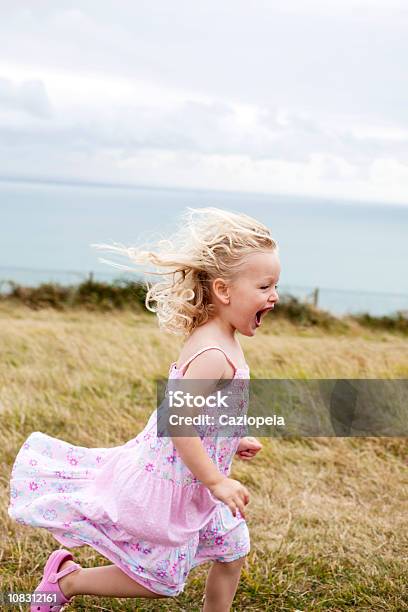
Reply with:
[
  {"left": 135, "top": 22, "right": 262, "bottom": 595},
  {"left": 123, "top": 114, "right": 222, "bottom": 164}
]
[{"left": 260, "top": 285, "right": 279, "bottom": 290}]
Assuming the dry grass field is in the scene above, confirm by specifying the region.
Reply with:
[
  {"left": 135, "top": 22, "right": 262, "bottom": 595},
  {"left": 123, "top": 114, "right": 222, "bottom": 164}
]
[{"left": 1, "top": 302, "right": 407, "bottom": 611}]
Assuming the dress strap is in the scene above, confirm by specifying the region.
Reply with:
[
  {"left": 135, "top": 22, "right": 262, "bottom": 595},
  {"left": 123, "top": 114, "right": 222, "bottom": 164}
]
[{"left": 178, "top": 345, "right": 238, "bottom": 375}]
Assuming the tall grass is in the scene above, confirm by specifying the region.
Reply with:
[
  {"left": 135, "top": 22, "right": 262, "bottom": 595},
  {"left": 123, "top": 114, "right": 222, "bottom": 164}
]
[{"left": 1, "top": 303, "right": 407, "bottom": 610}]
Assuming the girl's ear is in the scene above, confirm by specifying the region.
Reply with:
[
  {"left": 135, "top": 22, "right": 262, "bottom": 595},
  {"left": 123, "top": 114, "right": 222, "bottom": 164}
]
[{"left": 212, "top": 277, "right": 230, "bottom": 305}]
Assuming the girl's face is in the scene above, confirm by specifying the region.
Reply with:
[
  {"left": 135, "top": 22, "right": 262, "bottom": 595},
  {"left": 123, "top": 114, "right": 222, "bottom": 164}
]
[{"left": 225, "top": 250, "right": 281, "bottom": 337}]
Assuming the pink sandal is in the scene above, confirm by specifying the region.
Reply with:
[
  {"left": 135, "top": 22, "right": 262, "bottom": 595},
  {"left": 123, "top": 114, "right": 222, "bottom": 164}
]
[{"left": 30, "top": 549, "right": 81, "bottom": 612}]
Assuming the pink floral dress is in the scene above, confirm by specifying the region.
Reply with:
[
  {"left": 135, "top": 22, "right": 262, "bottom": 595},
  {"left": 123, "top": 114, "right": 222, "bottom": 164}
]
[{"left": 8, "top": 346, "right": 250, "bottom": 597}]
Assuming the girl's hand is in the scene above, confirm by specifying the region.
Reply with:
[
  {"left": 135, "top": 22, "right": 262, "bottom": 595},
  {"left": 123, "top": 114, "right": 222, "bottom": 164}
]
[
  {"left": 235, "top": 436, "right": 263, "bottom": 461},
  {"left": 208, "top": 477, "right": 250, "bottom": 519}
]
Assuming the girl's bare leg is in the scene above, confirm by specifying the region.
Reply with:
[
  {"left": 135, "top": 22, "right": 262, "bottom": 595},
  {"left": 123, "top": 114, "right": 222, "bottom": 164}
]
[
  {"left": 58, "top": 560, "right": 168, "bottom": 599},
  {"left": 202, "top": 556, "right": 246, "bottom": 612}
]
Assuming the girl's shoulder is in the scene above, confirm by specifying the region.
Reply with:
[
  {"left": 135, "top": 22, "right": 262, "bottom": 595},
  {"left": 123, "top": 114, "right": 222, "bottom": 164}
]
[{"left": 175, "top": 334, "right": 246, "bottom": 372}]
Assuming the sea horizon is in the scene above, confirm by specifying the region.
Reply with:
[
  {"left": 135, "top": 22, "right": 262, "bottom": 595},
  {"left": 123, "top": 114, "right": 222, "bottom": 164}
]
[{"left": 1, "top": 179, "right": 407, "bottom": 317}]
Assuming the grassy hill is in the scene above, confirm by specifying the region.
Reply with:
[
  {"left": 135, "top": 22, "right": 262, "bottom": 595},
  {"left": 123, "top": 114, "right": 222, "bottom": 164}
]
[{"left": 1, "top": 302, "right": 407, "bottom": 610}]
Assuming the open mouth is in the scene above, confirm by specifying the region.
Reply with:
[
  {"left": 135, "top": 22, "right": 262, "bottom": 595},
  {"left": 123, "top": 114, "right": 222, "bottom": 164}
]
[{"left": 255, "top": 306, "right": 274, "bottom": 327}]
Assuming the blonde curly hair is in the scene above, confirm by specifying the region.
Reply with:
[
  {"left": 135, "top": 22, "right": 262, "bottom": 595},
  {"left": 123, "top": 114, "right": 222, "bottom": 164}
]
[{"left": 92, "top": 207, "right": 278, "bottom": 336}]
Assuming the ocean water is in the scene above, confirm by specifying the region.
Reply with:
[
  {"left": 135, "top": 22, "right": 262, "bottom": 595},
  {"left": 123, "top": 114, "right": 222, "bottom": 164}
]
[{"left": 1, "top": 179, "right": 407, "bottom": 317}]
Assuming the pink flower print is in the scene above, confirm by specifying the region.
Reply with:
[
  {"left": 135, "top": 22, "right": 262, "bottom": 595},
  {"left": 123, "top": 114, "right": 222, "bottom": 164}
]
[
  {"left": 96, "top": 455, "right": 102, "bottom": 463},
  {"left": 233, "top": 541, "right": 243, "bottom": 553},
  {"left": 29, "top": 459, "right": 37, "bottom": 466},
  {"left": 29, "top": 481, "right": 38, "bottom": 491},
  {"left": 66, "top": 449, "right": 81, "bottom": 466},
  {"left": 166, "top": 455, "right": 176, "bottom": 464},
  {"left": 157, "top": 569, "right": 167, "bottom": 578},
  {"left": 143, "top": 547, "right": 152, "bottom": 555},
  {"left": 170, "top": 561, "right": 179, "bottom": 575},
  {"left": 63, "top": 522, "right": 72, "bottom": 529},
  {"left": 178, "top": 552, "right": 186, "bottom": 561},
  {"left": 135, "top": 565, "right": 145, "bottom": 573},
  {"left": 57, "top": 485, "right": 66, "bottom": 493},
  {"left": 23, "top": 442, "right": 30, "bottom": 450},
  {"left": 144, "top": 463, "right": 154, "bottom": 472},
  {"left": 43, "top": 509, "right": 57, "bottom": 521},
  {"left": 215, "top": 536, "right": 224, "bottom": 545}
]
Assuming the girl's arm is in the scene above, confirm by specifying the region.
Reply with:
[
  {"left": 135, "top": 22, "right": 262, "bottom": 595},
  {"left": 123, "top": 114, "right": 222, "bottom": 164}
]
[
  {"left": 169, "top": 349, "right": 250, "bottom": 518},
  {"left": 169, "top": 350, "right": 230, "bottom": 487}
]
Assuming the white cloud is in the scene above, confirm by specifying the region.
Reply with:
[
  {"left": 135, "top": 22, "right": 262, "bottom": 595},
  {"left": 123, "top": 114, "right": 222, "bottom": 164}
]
[
  {"left": 270, "top": 0, "right": 408, "bottom": 16},
  {"left": 0, "top": 77, "right": 52, "bottom": 118},
  {"left": 0, "top": 1, "right": 408, "bottom": 204}
]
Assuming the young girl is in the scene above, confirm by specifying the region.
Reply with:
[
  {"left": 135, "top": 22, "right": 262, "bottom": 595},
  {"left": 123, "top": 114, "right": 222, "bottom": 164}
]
[{"left": 8, "top": 207, "right": 280, "bottom": 611}]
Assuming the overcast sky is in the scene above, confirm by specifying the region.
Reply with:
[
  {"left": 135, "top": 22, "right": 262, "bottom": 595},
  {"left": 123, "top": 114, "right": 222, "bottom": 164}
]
[{"left": 1, "top": 1, "right": 408, "bottom": 205}]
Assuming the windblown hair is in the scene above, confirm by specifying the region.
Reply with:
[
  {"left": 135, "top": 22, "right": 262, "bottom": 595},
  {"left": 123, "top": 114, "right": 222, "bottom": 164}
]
[{"left": 92, "top": 207, "right": 278, "bottom": 336}]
